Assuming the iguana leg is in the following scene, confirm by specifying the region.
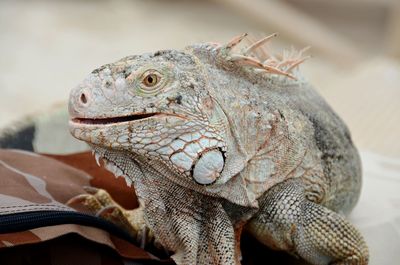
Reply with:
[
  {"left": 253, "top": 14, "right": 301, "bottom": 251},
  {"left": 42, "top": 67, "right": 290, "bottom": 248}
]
[
  {"left": 67, "top": 187, "right": 156, "bottom": 248},
  {"left": 247, "top": 179, "right": 369, "bottom": 265}
]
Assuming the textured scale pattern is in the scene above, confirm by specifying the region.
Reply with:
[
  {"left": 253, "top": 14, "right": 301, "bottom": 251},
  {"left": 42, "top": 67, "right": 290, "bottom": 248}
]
[
  {"left": 299, "top": 203, "right": 369, "bottom": 264},
  {"left": 248, "top": 179, "right": 368, "bottom": 265},
  {"left": 68, "top": 34, "right": 369, "bottom": 264}
]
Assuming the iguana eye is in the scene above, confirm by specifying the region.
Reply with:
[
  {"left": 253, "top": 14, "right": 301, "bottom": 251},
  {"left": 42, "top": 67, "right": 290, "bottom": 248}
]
[
  {"left": 142, "top": 73, "right": 158, "bottom": 87},
  {"left": 135, "top": 68, "right": 167, "bottom": 96},
  {"left": 141, "top": 71, "right": 161, "bottom": 88}
]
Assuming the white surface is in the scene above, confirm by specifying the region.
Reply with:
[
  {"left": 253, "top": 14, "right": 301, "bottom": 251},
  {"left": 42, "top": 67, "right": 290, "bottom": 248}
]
[{"left": 351, "top": 152, "right": 400, "bottom": 264}]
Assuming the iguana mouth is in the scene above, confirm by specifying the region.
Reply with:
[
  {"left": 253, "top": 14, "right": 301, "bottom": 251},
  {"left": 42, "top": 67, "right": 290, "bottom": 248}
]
[{"left": 71, "top": 113, "right": 159, "bottom": 125}]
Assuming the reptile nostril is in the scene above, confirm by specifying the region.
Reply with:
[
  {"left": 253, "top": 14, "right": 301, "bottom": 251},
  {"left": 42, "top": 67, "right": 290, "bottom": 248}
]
[{"left": 80, "top": 93, "right": 88, "bottom": 104}]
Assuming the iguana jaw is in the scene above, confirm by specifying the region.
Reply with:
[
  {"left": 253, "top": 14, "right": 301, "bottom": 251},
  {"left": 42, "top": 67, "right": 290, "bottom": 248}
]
[
  {"left": 70, "top": 112, "right": 159, "bottom": 126},
  {"left": 68, "top": 111, "right": 190, "bottom": 130},
  {"left": 68, "top": 112, "right": 189, "bottom": 147}
]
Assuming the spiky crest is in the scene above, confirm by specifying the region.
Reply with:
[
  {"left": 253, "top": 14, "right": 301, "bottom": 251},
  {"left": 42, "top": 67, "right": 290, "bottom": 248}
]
[{"left": 216, "top": 33, "right": 310, "bottom": 80}]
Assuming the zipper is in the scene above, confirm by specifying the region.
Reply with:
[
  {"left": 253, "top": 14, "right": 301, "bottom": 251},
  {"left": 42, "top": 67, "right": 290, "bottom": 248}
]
[{"left": 0, "top": 210, "right": 135, "bottom": 244}]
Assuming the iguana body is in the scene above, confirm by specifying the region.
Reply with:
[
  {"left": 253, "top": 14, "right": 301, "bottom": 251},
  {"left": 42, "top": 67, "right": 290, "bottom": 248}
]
[{"left": 68, "top": 34, "right": 368, "bottom": 264}]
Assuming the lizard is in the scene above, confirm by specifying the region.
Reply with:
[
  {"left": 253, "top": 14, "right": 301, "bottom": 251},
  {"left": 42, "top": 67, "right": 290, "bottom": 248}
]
[{"left": 68, "top": 33, "right": 369, "bottom": 265}]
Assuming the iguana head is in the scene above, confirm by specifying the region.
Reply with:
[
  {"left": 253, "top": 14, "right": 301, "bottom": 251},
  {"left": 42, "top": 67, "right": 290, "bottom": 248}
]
[
  {"left": 69, "top": 34, "right": 307, "bottom": 193},
  {"left": 69, "top": 48, "right": 231, "bottom": 185}
]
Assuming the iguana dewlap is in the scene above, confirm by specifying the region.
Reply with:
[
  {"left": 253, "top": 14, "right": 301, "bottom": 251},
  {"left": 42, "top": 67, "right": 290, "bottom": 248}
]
[{"left": 68, "top": 34, "right": 369, "bottom": 265}]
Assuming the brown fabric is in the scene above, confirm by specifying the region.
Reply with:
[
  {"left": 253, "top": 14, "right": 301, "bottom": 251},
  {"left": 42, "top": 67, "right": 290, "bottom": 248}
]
[
  {"left": 0, "top": 230, "right": 40, "bottom": 247},
  {"left": 0, "top": 234, "right": 125, "bottom": 265},
  {"left": 0, "top": 149, "right": 158, "bottom": 264},
  {"left": 45, "top": 152, "right": 139, "bottom": 210},
  {"left": 0, "top": 149, "right": 87, "bottom": 214}
]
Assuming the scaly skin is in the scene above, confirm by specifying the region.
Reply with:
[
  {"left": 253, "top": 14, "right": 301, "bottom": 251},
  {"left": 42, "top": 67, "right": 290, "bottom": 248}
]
[{"left": 68, "top": 34, "right": 368, "bottom": 264}]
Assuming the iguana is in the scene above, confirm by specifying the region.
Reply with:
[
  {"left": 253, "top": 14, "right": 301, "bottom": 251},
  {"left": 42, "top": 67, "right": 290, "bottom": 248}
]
[{"left": 68, "top": 33, "right": 369, "bottom": 265}]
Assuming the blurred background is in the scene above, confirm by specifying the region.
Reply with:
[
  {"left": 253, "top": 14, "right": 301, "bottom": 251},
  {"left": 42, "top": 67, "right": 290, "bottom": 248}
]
[{"left": 0, "top": 0, "right": 399, "bottom": 264}]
